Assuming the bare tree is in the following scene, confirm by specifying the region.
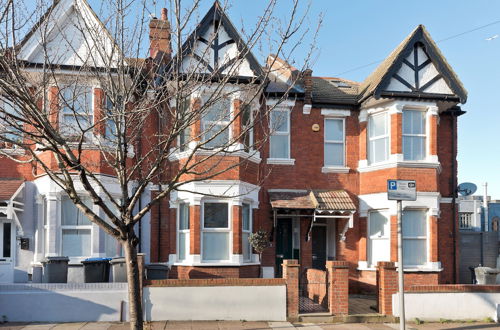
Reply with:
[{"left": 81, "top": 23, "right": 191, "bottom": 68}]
[{"left": 0, "top": 0, "right": 319, "bottom": 328}]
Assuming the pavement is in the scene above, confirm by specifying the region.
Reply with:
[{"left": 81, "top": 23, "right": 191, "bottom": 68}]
[{"left": 1, "top": 322, "right": 500, "bottom": 330}]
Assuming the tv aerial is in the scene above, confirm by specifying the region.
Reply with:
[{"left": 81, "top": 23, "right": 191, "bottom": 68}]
[{"left": 457, "top": 182, "right": 477, "bottom": 196}]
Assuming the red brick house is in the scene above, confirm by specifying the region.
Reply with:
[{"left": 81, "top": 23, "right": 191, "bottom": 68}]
[{"left": 0, "top": 0, "right": 466, "bottom": 296}]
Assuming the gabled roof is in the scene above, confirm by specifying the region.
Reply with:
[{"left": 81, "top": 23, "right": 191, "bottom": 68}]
[
  {"left": 176, "top": 1, "right": 264, "bottom": 78},
  {"left": 17, "top": 0, "right": 123, "bottom": 68},
  {"left": 358, "top": 25, "right": 467, "bottom": 104}
]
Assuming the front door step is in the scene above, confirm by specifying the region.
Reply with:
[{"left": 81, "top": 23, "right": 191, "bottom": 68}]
[{"left": 298, "top": 313, "right": 399, "bottom": 324}]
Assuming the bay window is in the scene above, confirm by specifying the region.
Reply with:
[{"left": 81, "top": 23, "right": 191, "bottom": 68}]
[
  {"left": 368, "top": 112, "right": 389, "bottom": 164},
  {"left": 60, "top": 86, "right": 93, "bottom": 137},
  {"left": 324, "top": 118, "right": 345, "bottom": 167},
  {"left": 402, "top": 209, "right": 427, "bottom": 267},
  {"left": 368, "top": 210, "right": 390, "bottom": 267},
  {"left": 201, "top": 98, "right": 231, "bottom": 149},
  {"left": 178, "top": 98, "right": 191, "bottom": 152},
  {"left": 242, "top": 203, "right": 252, "bottom": 261},
  {"left": 269, "top": 108, "right": 290, "bottom": 158},
  {"left": 403, "top": 110, "right": 426, "bottom": 160},
  {"left": 202, "top": 202, "right": 230, "bottom": 261},
  {"left": 178, "top": 202, "right": 190, "bottom": 261},
  {"left": 61, "top": 196, "right": 92, "bottom": 257}
]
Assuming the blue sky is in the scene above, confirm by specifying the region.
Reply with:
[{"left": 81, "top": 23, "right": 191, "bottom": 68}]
[{"left": 218, "top": 0, "right": 500, "bottom": 198}]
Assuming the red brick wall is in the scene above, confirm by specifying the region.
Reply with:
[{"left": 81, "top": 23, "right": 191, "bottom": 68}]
[{"left": 169, "top": 265, "right": 259, "bottom": 279}]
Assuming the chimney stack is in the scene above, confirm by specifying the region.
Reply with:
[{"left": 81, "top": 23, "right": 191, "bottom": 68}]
[
  {"left": 303, "top": 69, "right": 313, "bottom": 104},
  {"left": 149, "top": 8, "right": 172, "bottom": 63}
]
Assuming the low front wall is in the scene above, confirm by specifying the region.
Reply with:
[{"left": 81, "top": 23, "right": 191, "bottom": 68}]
[
  {"left": 0, "top": 283, "right": 128, "bottom": 322},
  {"left": 144, "top": 278, "right": 287, "bottom": 321},
  {"left": 392, "top": 285, "right": 500, "bottom": 321}
]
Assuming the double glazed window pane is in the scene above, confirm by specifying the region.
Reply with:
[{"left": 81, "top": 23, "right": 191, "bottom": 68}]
[
  {"left": 270, "top": 135, "right": 289, "bottom": 158},
  {"left": 369, "top": 138, "right": 388, "bottom": 164},
  {"left": 325, "top": 119, "right": 343, "bottom": 141},
  {"left": 178, "top": 232, "right": 189, "bottom": 261},
  {"left": 270, "top": 111, "right": 288, "bottom": 133},
  {"left": 179, "top": 203, "right": 190, "bottom": 230},
  {"left": 403, "top": 110, "right": 426, "bottom": 161},
  {"left": 203, "top": 123, "right": 229, "bottom": 148},
  {"left": 204, "top": 98, "right": 230, "bottom": 122},
  {"left": 202, "top": 232, "right": 229, "bottom": 260},
  {"left": 61, "top": 87, "right": 93, "bottom": 135},
  {"left": 61, "top": 196, "right": 91, "bottom": 226},
  {"left": 242, "top": 232, "right": 251, "bottom": 261},
  {"left": 204, "top": 203, "right": 228, "bottom": 228},
  {"left": 325, "top": 143, "right": 344, "bottom": 166},
  {"left": 402, "top": 210, "right": 427, "bottom": 266},
  {"left": 242, "top": 204, "right": 250, "bottom": 231},
  {"left": 62, "top": 229, "right": 91, "bottom": 257},
  {"left": 368, "top": 114, "right": 388, "bottom": 164},
  {"left": 369, "top": 211, "right": 389, "bottom": 238}
]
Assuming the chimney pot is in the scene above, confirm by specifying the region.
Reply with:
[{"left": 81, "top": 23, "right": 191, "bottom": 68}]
[{"left": 161, "top": 8, "right": 168, "bottom": 21}]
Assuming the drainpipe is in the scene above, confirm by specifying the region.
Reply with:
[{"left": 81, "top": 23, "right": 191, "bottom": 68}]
[
  {"left": 483, "top": 182, "right": 489, "bottom": 232},
  {"left": 451, "top": 108, "right": 458, "bottom": 283}
]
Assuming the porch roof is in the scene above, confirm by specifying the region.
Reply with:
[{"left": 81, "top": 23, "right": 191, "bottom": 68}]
[
  {"left": 0, "top": 179, "right": 24, "bottom": 201},
  {"left": 269, "top": 190, "right": 356, "bottom": 212}
]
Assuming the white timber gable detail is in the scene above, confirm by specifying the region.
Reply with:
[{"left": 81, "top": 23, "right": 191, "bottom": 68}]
[
  {"left": 179, "top": 2, "right": 262, "bottom": 79},
  {"left": 18, "top": 0, "right": 120, "bottom": 68},
  {"left": 385, "top": 43, "right": 454, "bottom": 95}
]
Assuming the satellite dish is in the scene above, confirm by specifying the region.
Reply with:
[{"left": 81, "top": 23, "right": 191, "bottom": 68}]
[{"left": 457, "top": 182, "right": 477, "bottom": 196}]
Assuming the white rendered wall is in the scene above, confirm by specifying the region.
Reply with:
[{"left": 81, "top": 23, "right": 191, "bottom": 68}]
[
  {"left": 0, "top": 283, "right": 128, "bottom": 322},
  {"left": 393, "top": 292, "right": 500, "bottom": 321},
  {"left": 144, "top": 285, "right": 287, "bottom": 321}
]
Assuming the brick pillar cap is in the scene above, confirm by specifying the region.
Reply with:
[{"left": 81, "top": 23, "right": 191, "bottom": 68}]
[
  {"left": 282, "top": 259, "right": 300, "bottom": 266},
  {"left": 326, "top": 260, "right": 349, "bottom": 268},
  {"left": 377, "top": 261, "right": 396, "bottom": 269}
]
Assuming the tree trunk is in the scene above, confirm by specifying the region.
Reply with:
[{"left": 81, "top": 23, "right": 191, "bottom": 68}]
[{"left": 124, "top": 240, "right": 143, "bottom": 330}]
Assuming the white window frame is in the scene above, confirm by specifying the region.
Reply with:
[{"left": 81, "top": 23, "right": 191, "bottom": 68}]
[
  {"left": 201, "top": 97, "right": 232, "bottom": 149},
  {"left": 242, "top": 202, "right": 252, "bottom": 262},
  {"left": 402, "top": 209, "right": 428, "bottom": 268},
  {"left": 59, "top": 85, "right": 94, "bottom": 137},
  {"left": 402, "top": 109, "right": 426, "bottom": 161},
  {"left": 241, "top": 105, "right": 254, "bottom": 152},
  {"left": 60, "top": 195, "right": 93, "bottom": 259},
  {"left": 201, "top": 201, "right": 232, "bottom": 262},
  {"left": 367, "top": 210, "right": 390, "bottom": 268},
  {"left": 269, "top": 107, "right": 291, "bottom": 160},
  {"left": 324, "top": 117, "right": 345, "bottom": 167},
  {"left": 367, "top": 112, "right": 389, "bottom": 164},
  {"left": 177, "top": 202, "right": 190, "bottom": 262}
]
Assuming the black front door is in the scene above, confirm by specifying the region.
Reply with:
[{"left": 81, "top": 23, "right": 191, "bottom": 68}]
[
  {"left": 312, "top": 225, "right": 327, "bottom": 270},
  {"left": 276, "top": 218, "right": 293, "bottom": 277}
]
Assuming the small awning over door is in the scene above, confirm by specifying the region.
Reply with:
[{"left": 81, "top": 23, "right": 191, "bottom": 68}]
[
  {"left": 0, "top": 179, "right": 25, "bottom": 235},
  {"left": 269, "top": 189, "right": 356, "bottom": 241}
]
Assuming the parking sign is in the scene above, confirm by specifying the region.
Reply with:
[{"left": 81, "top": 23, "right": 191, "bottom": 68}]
[{"left": 387, "top": 180, "right": 417, "bottom": 201}]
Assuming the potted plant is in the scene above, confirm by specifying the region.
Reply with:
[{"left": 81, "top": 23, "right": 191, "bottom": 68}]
[{"left": 248, "top": 229, "right": 271, "bottom": 278}]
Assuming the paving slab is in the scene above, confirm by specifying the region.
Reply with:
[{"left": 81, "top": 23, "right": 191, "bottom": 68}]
[
  {"left": 14, "top": 325, "right": 56, "bottom": 330},
  {"left": 268, "top": 322, "right": 295, "bottom": 329},
  {"left": 79, "top": 323, "right": 114, "bottom": 330},
  {"left": 52, "top": 323, "right": 86, "bottom": 330}
]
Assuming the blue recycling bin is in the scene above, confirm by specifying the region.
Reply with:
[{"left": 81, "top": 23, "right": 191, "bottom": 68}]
[{"left": 82, "top": 257, "right": 112, "bottom": 283}]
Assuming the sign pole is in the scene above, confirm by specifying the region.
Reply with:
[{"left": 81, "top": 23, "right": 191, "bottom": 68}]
[{"left": 397, "top": 199, "right": 406, "bottom": 330}]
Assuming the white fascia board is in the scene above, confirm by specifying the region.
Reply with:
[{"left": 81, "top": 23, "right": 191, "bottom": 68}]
[
  {"left": 358, "top": 192, "right": 440, "bottom": 217},
  {"left": 33, "top": 173, "right": 125, "bottom": 196},
  {"left": 266, "top": 98, "right": 296, "bottom": 107},
  {"left": 171, "top": 180, "right": 260, "bottom": 207}
]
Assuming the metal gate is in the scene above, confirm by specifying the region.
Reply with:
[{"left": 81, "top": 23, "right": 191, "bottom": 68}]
[{"left": 299, "top": 269, "right": 328, "bottom": 313}]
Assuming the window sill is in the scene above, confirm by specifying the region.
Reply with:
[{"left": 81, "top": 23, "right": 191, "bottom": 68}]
[
  {"left": 322, "top": 166, "right": 350, "bottom": 174},
  {"left": 267, "top": 158, "right": 295, "bottom": 165},
  {"left": 357, "top": 160, "right": 441, "bottom": 173},
  {"left": 168, "top": 147, "right": 262, "bottom": 164}
]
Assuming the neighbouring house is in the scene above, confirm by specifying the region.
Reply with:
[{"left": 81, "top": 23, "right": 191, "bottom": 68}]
[
  {"left": 0, "top": 0, "right": 467, "bottom": 296},
  {"left": 458, "top": 190, "right": 500, "bottom": 283}
]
